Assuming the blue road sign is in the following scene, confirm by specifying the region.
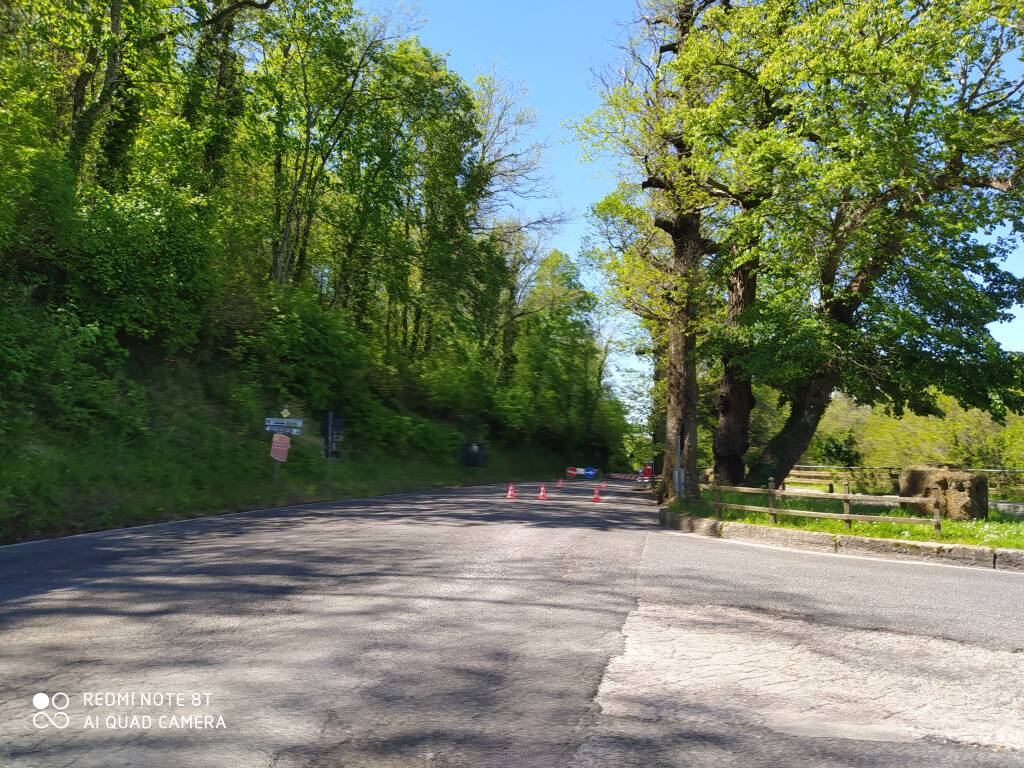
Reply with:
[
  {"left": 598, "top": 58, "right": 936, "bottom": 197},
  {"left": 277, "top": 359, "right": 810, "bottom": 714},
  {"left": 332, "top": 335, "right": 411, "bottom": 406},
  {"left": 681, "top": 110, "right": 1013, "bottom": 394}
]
[{"left": 265, "top": 417, "right": 303, "bottom": 436}]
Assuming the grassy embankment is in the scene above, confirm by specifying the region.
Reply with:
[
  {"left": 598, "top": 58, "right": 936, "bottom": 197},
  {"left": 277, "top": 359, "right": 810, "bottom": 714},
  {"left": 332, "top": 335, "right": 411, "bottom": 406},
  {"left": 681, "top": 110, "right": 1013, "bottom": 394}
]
[
  {"left": 671, "top": 490, "right": 1024, "bottom": 550},
  {"left": 0, "top": 374, "right": 565, "bottom": 545}
]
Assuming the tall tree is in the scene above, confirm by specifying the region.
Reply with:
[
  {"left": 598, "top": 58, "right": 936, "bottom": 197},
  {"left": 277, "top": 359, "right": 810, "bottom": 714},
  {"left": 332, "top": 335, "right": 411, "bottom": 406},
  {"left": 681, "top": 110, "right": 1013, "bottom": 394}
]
[
  {"left": 580, "top": 0, "right": 725, "bottom": 500},
  {"left": 594, "top": 0, "right": 1024, "bottom": 488}
]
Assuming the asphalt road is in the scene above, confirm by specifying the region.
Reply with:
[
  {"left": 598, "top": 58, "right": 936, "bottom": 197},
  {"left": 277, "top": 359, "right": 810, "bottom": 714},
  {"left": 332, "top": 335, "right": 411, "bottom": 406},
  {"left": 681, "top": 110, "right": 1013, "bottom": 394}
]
[{"left": 2, "top": 480, "right": 1023, "bottom": 767}]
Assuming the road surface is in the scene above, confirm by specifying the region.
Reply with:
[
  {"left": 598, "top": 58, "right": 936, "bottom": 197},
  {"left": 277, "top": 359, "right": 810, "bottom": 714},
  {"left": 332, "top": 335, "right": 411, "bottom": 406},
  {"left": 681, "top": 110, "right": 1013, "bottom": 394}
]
[{"left": 2, "top": 481, "right": 1023, "bottom": 767}]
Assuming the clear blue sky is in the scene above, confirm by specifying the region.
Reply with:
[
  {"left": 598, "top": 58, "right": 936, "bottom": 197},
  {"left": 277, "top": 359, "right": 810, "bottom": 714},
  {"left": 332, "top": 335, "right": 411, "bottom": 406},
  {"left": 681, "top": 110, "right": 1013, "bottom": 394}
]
[{"left": 361, "top": 0, "right": 1024, "bottom": 352}]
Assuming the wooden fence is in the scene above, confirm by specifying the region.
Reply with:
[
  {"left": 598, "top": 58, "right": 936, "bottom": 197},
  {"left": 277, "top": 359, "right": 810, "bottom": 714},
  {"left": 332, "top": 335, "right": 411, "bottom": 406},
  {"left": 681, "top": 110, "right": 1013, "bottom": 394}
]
[
  {"left": 701, "top": 478, "right": 943, "bottom": 533},
  {"left": 783, "top": 464, "right": 1024, "bottom": 502},
  {"left": 782, "top": 466, "right": 899, "bottom": 494}
]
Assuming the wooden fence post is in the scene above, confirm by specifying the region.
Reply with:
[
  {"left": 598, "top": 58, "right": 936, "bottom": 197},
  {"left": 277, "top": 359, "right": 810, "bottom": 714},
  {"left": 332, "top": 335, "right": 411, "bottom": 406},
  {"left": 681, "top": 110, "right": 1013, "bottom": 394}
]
[
  {"left": 932, "top": 485, "right": 942, "bottom": 534},
  {"left": 843, "top": 480, "right": 852, "bottom": 530},
  {"left": 768, "top": 477, "right": 777, "bottom": 524},
  {"left": 714, "top": 483, "right": 722, "bottom": 520}
]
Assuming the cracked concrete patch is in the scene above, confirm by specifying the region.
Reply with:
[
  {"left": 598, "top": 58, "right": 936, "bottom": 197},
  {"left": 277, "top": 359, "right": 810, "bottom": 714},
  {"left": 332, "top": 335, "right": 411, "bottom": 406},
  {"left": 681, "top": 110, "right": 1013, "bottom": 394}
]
[{"left": 586, "top": 603, "right": 1024, "bottom": 751}]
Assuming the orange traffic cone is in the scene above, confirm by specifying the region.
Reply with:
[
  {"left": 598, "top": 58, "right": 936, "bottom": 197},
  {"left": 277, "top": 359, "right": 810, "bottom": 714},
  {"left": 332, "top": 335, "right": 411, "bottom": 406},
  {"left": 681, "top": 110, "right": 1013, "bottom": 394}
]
[
  {"left": 538, "top": 484, "right": 548, "bottom": 500},
  {"left": 592, "top": 486, "right": 602, "bottom": 502},
  {"left": 506, "top": 483, "right": 516, "bottom": 499},
  {"left": 557, "top": 478, "right": 564, "bottom": 488}
]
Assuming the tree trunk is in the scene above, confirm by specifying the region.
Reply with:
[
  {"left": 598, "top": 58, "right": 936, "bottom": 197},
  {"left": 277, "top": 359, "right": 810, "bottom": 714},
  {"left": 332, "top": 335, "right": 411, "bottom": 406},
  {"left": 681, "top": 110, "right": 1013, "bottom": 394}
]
[
  {"left": 68, "top": 0, "right": 123, "bottom": 178},
  {"left": 650, "top": 337, "right": 667, "bottom": 477},
  {"left": 713, "top": 259, "right": 757, "bottom": 484},
  {"left": 745, "top": 371, "right": 839, "bottom": 486},
  {"left": 270, "top": 92, "right": 285, "bottom": 280},
  {"left": 713, "top": 365, "right": 754, "bottom": 485},
  {"left": 660, "top": 310, "right": 684, "bottom": 502},
  {"left": 97, "top": 70, "right": 140, "bottom": 191},
  {"left": 680, "top": 321, "right": 699, "bottom": 499},
  {"left": 660, "top": 308, "right": 700, "bottom": 501}
]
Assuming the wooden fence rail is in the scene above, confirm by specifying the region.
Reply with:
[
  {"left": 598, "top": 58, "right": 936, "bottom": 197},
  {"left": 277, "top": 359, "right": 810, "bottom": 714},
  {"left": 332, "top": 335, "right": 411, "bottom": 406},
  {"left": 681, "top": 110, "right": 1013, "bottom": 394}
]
[
  {"left": 793, "top": 464, "right": 1024, "bottom": 475},
  {"left": 783, "top": 465, "right": 1024, "bottom": 500},
  {"left": 701, "top": 478, "right": 943, "bottom": 533}
]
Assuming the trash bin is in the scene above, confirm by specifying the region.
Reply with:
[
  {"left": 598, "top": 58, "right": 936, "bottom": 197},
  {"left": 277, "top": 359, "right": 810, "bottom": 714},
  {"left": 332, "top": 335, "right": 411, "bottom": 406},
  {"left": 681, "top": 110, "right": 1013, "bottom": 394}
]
[{"left": 461, "top": 442, "right": 485, "bottom": 467}]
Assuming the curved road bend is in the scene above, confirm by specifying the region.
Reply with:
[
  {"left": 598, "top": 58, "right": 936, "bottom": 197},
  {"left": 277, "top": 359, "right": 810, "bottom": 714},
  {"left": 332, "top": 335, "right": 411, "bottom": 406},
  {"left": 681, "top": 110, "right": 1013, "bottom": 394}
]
[{"left": 1, "top": 481, "right": 1022, "bottom": 767}]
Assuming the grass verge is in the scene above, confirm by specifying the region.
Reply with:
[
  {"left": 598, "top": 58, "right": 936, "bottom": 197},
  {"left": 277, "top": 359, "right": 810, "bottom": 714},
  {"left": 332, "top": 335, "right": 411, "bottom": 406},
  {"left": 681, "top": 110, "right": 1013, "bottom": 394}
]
[
  {"left": 1, "top": 431, "right": 561, "bottom": 545},
  {"left": 672, "top": 490, "right": 1024, "bottom": 550},
  {"left": 0, "top": 371, "right": 566, "bottom": 545}
]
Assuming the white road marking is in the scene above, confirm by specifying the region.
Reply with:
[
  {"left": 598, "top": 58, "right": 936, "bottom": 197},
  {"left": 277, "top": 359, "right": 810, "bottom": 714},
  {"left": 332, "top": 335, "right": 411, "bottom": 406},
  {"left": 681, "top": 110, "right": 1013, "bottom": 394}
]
[{"left": 668, "top": 530, "right": 1024, "bottom": 577}]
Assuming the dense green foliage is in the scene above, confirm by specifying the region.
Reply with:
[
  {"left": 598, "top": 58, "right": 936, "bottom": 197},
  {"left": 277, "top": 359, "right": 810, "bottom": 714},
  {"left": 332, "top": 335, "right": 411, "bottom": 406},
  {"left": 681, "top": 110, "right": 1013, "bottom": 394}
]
[
  {"left": 583, "top": 0, "right": 1024, "bottom": 490},
  {"left": 0, "top": 0, "right": 627, "bottom": 541},
  {"left": 807, "top": 394, "right": 1024, "bottom": 471}
]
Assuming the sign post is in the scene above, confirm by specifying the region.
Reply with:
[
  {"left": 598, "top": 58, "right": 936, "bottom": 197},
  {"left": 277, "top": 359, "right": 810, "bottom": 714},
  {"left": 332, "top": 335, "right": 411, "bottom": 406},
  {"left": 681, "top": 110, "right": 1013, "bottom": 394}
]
[
  {"left": 322, "top": 411, "right": 343, "bottom": 484},
  {"left": 266, "top": 408, "right": 299, "bottom": 486},
  {"left": 322, "top": 411, "right": 342, "bottom": 458},
  {"left": 270, "top": 433, "right": 290, "bottom": 485}
]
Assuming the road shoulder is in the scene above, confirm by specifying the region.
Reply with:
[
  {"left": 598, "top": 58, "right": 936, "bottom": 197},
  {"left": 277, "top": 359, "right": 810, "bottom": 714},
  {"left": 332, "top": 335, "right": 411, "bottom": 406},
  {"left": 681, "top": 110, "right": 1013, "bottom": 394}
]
[{"left": 661, "top": 510, "right": 1024, "bottom": 572}]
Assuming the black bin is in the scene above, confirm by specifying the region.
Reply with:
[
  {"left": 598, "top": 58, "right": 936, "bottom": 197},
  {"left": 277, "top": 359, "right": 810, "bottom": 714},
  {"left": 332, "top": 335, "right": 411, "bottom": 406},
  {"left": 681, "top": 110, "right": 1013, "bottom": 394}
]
[{"left": 461, "top": 442, "right": 485, "bottom": 467}]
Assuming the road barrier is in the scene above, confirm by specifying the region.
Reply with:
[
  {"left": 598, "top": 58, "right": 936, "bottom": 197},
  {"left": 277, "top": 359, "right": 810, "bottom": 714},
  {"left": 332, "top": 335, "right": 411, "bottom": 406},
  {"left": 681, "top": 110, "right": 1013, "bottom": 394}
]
[
  {"left": 608, "top": 473, "right": 649, "bottom": 482},
  {"left": 702, "top": 479, "right": 943, "bottom": 533}
]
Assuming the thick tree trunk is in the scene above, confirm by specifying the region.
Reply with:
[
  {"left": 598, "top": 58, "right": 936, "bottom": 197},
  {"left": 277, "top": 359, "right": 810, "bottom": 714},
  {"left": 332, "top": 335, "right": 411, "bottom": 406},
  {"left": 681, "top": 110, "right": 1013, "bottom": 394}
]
[
  {"left": 745, "top": 371, "right": 839, "bottom": 487},
  {"left": 680, "top": 321, "right": 699, "bottom": 499},
  {"left": 659, "top": 294, "right": 701, "bottom": 502},
  {"left": 713, "top": 260, "right": 757, "bottom": 484},
  {"left": 660, "top": 311, "right": 684, "bottom": 502},
  {"left": 656, "top": 206, "right": 706, "bottom": 502},
  {"left": 713, "top": 363, "right": 753, "bottom": 485},
  {"left": 650, "top": 338, "right": 667, "bottom": 478}
]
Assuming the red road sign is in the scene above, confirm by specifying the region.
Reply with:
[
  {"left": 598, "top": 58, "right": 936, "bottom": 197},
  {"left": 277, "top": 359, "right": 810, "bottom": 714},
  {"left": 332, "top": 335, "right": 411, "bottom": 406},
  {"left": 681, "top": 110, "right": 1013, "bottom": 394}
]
[{"left": 270, "top": 433, "right": 291, "bottom": 462}]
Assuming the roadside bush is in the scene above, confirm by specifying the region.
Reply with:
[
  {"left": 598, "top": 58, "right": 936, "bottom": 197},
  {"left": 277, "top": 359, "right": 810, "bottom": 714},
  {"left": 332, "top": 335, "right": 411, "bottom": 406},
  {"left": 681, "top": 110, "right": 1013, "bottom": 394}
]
[
  {"left": 232, "top": 291, "right": 369, "bottom": 412},
  {"left": 71, "top": 184, "right": 214, "bottom": 351},
  {"left": 0, "top": 284, "right": 139, "bottom": 433}
]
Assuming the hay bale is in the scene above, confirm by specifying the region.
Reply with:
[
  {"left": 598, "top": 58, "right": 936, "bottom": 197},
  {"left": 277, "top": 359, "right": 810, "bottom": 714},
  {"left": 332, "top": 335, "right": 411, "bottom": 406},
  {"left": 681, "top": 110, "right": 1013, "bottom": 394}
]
[{"left": 899, "top": 465, "right": 988, "bottom": 520}]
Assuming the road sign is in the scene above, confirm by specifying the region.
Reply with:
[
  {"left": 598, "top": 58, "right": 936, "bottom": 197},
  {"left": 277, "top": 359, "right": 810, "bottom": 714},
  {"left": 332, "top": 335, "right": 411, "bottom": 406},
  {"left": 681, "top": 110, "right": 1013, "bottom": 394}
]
[
  {"left": 280, "top": 407, "right": 290, "bottom": 418},
  {"left": 566, "top": 466, "right": 598, "bottom": 478},
  {"left": 265, "top": 417, "right": 303, "bottom": 427},
  {"left": 265, "top": 426, "right": 301, "bottom": 436},
  {"left": 265, "top": 417, "right": 302, "bottom": 436},
  {"left": 270, "top": 433, "right": 290, "bottom": 462}
]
